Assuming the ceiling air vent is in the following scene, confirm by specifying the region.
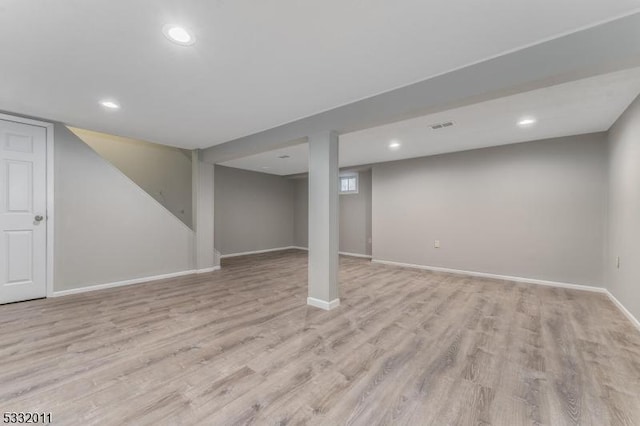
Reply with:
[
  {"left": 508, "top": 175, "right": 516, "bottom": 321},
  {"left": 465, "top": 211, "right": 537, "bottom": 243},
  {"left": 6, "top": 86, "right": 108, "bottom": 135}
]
[{"left": 430, "top": 121, "right": 454, "bottom": 130}]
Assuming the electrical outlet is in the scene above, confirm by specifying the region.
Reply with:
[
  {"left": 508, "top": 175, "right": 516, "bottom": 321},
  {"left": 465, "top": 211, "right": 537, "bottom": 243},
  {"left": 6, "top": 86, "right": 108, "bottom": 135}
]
[{"left": 434, "top": 240, "right": 440, "bottom": 249}]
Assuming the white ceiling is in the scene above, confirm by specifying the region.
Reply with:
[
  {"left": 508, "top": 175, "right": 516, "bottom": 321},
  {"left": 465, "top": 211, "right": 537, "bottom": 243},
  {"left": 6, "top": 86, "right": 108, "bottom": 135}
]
[
  {"left": 1, "top": 1, "right": 639, "bottom": 149},
  {"left": 221, "top": 67, "right": 640, "bottom": 175}
]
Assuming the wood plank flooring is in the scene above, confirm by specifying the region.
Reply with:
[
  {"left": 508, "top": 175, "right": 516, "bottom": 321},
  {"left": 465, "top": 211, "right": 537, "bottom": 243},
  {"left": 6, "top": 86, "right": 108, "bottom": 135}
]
[{"left": 1, "top": 249, "right": 639, "bottom": 425}]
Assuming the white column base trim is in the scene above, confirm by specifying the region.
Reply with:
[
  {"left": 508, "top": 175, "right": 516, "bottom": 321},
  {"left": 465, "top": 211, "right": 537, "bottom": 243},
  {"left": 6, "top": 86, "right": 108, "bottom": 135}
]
[
  {"left": 220, "top": 246, "right": 301, "bottom": 259},
  {"left": 371, "top": 259, "right": 605, "bottom": 293},
  {"left": 51, "top": 267, "right": 220, "bottom": 297},
  {"left": 605, "top": 290, "right": 640, "bottom": 332},
  {"left": 307, "top": 297, "right": 341, "bottom": 310}
]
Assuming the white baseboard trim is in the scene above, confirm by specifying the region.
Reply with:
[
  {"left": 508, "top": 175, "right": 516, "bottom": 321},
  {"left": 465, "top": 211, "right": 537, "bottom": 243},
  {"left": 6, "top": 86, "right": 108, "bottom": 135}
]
[
  {"left": 370, "top": 259, "right": 640, "bottom": 333},
  {"left": 371, "top": 259, "right": 606, "bottom": 294},
  {"left": 219, "top": 246, "right": 369, "bottom": 260},
  {"left": 307, "top": 297, "right": 341, "bottom": 311},
  {"left": 605, "top": 290, "right": 640, "bottom": 332},
  {"left": 339, "top": 251, "right": 372, "bottom": 259},
  {"left": 51, "top": 268, "right": 217, "bottom": 297},
  {"left": 220, "top": 246, "right": 301, "bottom": 259},
  {"left": 288, "top": 246, "right": 372, "bottom": 259},
  {"left": 195, "top": 266, "right": 221, "bottom": 274}
]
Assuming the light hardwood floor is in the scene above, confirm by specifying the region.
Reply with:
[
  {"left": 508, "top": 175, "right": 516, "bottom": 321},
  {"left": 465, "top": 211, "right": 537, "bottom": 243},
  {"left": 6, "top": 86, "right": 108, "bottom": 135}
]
[{"left": 1, "top": 250, "right": 639, "bottom": 425}]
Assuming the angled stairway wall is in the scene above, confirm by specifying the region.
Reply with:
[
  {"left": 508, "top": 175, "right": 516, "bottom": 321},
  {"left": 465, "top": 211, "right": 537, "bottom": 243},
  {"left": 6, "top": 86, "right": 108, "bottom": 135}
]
[
  {"left": 54, "top": 125, "right": 195, "bottom": 292},
  {"left": 68, "top": 127, "right": 193, "bottom": 228}
]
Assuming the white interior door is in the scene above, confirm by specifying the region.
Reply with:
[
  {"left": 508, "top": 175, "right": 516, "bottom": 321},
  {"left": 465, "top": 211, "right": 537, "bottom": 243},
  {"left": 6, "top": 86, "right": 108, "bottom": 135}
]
[{"left": 0, "top": 119, "right": 48, "bottom": 304}]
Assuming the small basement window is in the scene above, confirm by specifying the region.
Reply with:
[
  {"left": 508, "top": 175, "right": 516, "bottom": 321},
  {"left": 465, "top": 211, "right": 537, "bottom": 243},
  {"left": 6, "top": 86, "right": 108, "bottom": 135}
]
[{"left": 340, "top": 173, "right": 358, "bottom": 194}]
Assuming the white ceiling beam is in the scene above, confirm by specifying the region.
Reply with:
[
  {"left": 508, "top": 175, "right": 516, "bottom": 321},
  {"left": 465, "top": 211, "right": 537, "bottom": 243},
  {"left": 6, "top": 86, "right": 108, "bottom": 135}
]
[{"left": 202, "top": 13, "right": 640, "bottom": 164}]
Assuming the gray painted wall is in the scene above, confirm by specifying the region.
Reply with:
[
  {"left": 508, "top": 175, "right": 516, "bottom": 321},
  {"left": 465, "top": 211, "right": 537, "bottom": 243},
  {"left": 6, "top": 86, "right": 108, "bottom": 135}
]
[
  {"left": 607, "top": 95, "right": 640, "bottom": 322},
  {"left": 340, "top": 170, "right": 372, "bottom": 255},
  {"left": 69, "top": 127, "right": 193, "bottom": 228},
  {"left": 372, "top": 133, "right": 608, "bottom": 287},
  {"left": 54, "top": 125, "right": 195, "bottom": 291},
  {"left": 293, "top": 178, "right": 308, "bottom": 248},
  {"left": 214, "top": 165, "right": 295, "bottom": 255},
  {"left": 293, "top": 170, "right": 373, "bottom": 256}
]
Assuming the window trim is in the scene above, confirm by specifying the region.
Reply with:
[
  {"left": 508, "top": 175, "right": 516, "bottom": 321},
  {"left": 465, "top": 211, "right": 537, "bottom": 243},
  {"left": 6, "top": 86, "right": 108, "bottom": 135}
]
[{"left": 339, "top": 173, "right": 359, "bottom": 195}]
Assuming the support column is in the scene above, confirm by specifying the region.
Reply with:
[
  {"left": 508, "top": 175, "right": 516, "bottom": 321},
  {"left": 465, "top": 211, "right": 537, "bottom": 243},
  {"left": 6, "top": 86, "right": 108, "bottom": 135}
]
[
  {"left": 307, "top": 131, "right": 340, "bottom": 310},
  {"left": 192, "top": 150, "right": 217, "bottom": 272}
]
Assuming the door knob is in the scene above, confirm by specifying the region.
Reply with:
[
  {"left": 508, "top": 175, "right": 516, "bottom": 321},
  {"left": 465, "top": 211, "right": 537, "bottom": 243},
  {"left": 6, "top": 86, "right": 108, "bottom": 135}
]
[{"left": 34, "top": 215, "right": 44, "bottom": 222}]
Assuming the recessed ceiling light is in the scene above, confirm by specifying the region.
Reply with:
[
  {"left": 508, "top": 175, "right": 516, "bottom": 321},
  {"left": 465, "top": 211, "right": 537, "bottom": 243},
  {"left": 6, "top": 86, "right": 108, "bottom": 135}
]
[
  {"left": 388, "top": 140, "right": 401, "bottom": 150},
  {"left": 100, "top": 100, "right": 120, "bottom": 109},
  {"left": 518, "top": 117, "right": 537, "bottom": 127},
  {"left": 163, "top": 24, "right": 195, "bottom": 46}
]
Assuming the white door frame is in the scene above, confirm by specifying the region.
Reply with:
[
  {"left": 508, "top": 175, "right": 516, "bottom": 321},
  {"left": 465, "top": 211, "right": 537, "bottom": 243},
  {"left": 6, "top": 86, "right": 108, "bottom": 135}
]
[{"left": 0, "top": 113, "right": 55, "bottom": 298}]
